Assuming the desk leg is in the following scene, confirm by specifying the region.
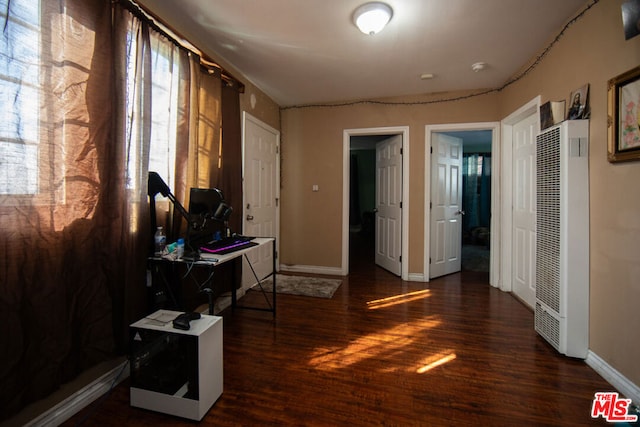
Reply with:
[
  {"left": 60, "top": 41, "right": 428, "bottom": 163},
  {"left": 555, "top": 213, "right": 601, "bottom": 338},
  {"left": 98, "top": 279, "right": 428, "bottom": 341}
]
[
  {"left": 231, "top": 284, "right": 237, "bottom": 311},
  {"left": 272, "top": 239, "right": 276, "bottom": 317},
  {"left": 226, "top": 239, "right": 276, "bottom": 316}
]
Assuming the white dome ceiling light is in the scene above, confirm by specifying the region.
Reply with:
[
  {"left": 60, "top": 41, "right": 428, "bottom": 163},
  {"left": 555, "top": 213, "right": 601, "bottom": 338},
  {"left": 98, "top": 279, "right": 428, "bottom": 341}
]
[
  {"left": 471, "top": 62, "right": 487, "bottom": 72},
  {"left": 353, "top": 2, "right": 393, "bottom": 35}
]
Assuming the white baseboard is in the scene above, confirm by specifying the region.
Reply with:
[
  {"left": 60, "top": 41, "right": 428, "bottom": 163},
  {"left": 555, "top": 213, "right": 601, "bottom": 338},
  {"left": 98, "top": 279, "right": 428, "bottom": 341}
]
[
  {"left": 279, "top": 264, "right": 345, "bottom": 276},
  {"left": 280, "top": 264, "right": 426, "bottom": 281},
  {"left": 25, "top": 361, "right": 129, "bottom": 427},
  {"left": 407, "top": 273, "right": 426, "bottom": 282},
  {"left": 586, "top": 350, "right": 640, "bottom": 404}
]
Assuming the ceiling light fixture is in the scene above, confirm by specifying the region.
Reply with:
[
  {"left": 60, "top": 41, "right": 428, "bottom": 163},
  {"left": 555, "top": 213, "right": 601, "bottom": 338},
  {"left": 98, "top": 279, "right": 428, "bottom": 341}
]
[
  {"left": 471, "top": 62, "right": 487, "bottom": 72},
  {"left": 353, "top": 2, "right": 393, "bottom": 35}
]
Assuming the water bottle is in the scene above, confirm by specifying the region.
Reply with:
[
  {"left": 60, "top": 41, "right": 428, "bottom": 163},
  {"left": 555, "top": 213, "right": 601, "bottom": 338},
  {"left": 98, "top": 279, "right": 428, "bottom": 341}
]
[
  {"left": 154, "top": 226, "right": 166, "bottom": 256},
  {"left": 176, "top": 238, "right": 185, "bottom": 259}
]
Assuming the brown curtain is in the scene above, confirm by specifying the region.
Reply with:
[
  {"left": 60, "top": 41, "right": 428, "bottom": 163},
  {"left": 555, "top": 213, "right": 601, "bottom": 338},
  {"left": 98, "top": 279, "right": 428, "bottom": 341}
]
[
  {"left": 195, "top": 68, "right": 222, "bottom": 189},
  {"left": 0, "top": 0, "right": 119, "bottom": 419},
  {"left": 111, "top": 3, "right": 157, "bottom": 354},
  {"left": 221, "top": 82, "right": 243, "bottom": 234},
  {"left": 0, "top": 0, "right": 243, "bottom": 419},
  {"left": 177, "top": 68, "right": 243, "bottom": 307},
  {"left": 171, "top": 52, "right": 198, "bottom": 240}
]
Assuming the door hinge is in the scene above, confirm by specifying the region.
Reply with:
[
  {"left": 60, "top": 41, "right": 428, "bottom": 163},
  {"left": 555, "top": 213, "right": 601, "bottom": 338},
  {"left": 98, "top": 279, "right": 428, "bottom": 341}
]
[
  {"left": 276, "top": 198, "right": 279, "bottom": 207},
  {"left": 430, "top": 202, "right": 432, "bottom": 209},
  {"left": 400, "top": 148, "right": 403, "bottom": 155},
  {"left": 400, "top": 201, "right": 402, "bottom": 209},
  {"left": 399, "top": 255, "right": 402, "bottom": 263},
  {"left": 276, "top": 145, "right": 280, "bottom": 154},
  {"left": 430, "top": 146, "right": 433, "bottom": 154}
]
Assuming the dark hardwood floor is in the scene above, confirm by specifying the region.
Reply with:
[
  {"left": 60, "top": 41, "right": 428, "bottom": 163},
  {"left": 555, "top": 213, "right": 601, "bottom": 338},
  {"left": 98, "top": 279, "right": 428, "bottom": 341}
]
[{"left": 64, "top": 233, "right": 614, "bottom": 426}]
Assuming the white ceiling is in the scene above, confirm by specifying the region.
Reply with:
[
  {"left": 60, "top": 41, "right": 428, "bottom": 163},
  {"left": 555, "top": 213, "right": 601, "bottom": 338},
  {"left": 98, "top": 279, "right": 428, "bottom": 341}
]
[{"left": 137, "top": 0, "right": 588, "bottom": 107}]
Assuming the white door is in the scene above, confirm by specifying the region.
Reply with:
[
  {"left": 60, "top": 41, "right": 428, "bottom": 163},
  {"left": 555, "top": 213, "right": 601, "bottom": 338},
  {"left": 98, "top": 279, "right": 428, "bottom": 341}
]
[
  {"left": 375, "top": 135, "right": 402, "bottom": 276},
  {"left": 512, "top": 113, "right": 537, "bottom": 308},
  {"left": 242, "top": 113, "right": 279, "bottom": 285},
  {"left": 430, "top": 133, "right": 463, "bottom": 279}
]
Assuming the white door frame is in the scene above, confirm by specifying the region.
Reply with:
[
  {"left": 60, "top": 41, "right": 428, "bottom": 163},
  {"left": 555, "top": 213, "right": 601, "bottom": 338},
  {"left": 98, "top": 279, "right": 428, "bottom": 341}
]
[
  {"left": 499, "top": 96, "right": 541, "bottom": 293},
  {"left": 343, "top": 126, "right": 410, "bottom": 280},
  {"left": 424, "top": 122, "right": 500, "bottom": 285},
  {"left": 242, "top": 111, "right": 281, "bottom": 269}
]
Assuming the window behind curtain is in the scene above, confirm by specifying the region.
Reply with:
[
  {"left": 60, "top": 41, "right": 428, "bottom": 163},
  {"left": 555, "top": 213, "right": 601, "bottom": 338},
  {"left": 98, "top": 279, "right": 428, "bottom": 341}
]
[
  {"left": 124, "top": 27, "right": 180, "bottom": 193},
  {"left": 0, "top": 0, "right": 41, "bottom": 196},
  {"left": 0, "top": 0, "right": 117, "bottom": 420}
]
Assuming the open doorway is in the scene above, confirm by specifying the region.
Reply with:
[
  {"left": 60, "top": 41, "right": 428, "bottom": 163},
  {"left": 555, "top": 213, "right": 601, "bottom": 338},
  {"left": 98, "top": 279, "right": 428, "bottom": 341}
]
[
  {"left": 425, "top": 122, "right": 499, "bottom": 282},
  {"left": 441, "top": 130, "right": 492, "bottom": 273},
  {"left": 349, "top": 134, "right": 402, "bottom": 275},
  {"left": 342, "top": 127, "right": 409, "bottom": 279},
  {"left": 348, "top": 136, "right": 385, "bottom": 271}
]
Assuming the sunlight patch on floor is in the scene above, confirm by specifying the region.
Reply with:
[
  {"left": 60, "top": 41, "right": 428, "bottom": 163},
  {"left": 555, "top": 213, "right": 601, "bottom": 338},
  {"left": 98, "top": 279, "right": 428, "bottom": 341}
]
[
  {"left": 308, "top": 318, "right": 441, "bottom": 371},
  {"left": 366, "top": 289, "right": 430, "bottom": 310},
  {"left": 415, "top": 351, "right": 457, "bottom": 374}
]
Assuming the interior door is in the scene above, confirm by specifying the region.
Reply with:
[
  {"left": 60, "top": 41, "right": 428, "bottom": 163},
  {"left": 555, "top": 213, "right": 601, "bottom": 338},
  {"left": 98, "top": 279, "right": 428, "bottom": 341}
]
[
  {"left": 375, "top": 135, "right": 402, "bottom": 276},
  {"left": 430, "top": 133, "right": 463, "bottom": 279},
  {"left": 242, "top": 113, "right": 279, "bottom": 285},
  {"left": 512, "top": 113, "right": 538, "bottom": 308}
]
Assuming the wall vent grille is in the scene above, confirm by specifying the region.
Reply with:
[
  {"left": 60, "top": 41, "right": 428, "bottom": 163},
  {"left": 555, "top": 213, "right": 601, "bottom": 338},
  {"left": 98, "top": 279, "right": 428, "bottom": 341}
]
[
  {"left": 535, "top": 302, "right": 561, "bottom": 350},
  {"left": 536, "top": 127, "right": 561, "bottom": 314}
]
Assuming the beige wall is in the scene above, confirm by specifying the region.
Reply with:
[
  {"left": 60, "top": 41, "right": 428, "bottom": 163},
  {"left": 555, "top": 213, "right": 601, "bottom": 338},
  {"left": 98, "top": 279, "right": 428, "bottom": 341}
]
[
  {"left": 280, "top": 92, "right": 501, "bottom": 271},
  {"left": 239, "top": 82, "right": 280, "bottom": 131},
  {"left": 279, "top": 0, "right": 640, "bottom": 389}
]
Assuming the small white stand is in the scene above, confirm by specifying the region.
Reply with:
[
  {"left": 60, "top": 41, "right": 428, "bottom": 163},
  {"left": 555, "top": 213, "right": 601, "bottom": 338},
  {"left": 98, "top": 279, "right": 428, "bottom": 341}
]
[{"left": 129, "top": 310, "right": 223, "bottom": 421}]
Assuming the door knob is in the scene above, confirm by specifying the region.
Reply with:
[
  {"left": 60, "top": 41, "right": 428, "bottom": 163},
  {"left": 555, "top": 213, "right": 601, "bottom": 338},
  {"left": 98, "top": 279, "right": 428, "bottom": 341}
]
[
  {"left": 246, "top": 215, "right": 254, "bottom": 221},
  {"left": 455, "top": 210, "right": 466, "bottom": 216}
]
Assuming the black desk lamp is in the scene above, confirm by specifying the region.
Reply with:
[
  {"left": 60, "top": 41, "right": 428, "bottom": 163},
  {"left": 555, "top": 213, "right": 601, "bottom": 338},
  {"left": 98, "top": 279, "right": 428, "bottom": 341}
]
[{"left": 148, "top": 172, "right": 194, "bottom": 235}]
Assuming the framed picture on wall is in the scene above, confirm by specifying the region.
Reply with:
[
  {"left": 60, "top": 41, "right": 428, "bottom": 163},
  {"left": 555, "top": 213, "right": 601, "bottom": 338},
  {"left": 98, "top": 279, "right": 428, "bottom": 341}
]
[
  {"left": 567, "top": 84, "right": 589, "bottom": 120},
  {"left": 607, "top": 65, "right": 640, "bottom": 162}
]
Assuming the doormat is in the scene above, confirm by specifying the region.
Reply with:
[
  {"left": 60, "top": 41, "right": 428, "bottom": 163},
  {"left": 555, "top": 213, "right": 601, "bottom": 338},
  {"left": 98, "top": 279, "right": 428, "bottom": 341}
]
[{"left": 253, "top": 274, "right": 342, "bottom": 299}]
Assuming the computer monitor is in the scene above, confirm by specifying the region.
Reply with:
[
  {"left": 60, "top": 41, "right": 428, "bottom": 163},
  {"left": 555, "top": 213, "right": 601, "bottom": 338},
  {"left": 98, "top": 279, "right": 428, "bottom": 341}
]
[{"left": 188, "top": 187, "right": 233, "bottom": 246}]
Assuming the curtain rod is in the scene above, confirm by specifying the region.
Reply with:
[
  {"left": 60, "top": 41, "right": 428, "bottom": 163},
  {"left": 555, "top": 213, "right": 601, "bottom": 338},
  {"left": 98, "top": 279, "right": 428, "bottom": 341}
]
[{"left": 115, "top": 0, "right": 245, "bottom": 93}]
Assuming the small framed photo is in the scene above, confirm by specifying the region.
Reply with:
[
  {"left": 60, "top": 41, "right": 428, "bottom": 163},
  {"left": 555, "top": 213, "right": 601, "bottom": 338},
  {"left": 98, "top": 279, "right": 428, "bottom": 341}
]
[
  {"left": 540, "top": 100, "right": 565, "bottom": 131},
  {"left": 621, "top": 0, "right": 640, "bottom": 40},
  {"left": 567, "top": 84, "right": 589, "bottom": 120},
  {"left": 607, "top": 65, "right": 640, "bottom": 163}
]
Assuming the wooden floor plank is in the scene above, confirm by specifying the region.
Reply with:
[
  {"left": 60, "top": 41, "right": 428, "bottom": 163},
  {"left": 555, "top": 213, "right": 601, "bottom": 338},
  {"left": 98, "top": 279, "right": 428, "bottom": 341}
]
[{"left": 63, "top": 238, "right": 614, "bottom": 426}]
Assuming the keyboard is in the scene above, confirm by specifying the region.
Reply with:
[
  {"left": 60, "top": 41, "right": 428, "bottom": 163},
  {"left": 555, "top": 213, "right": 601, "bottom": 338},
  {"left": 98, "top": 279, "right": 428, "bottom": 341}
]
[{"left": 199, "top": 236, "right": 257, "bottom": 255}]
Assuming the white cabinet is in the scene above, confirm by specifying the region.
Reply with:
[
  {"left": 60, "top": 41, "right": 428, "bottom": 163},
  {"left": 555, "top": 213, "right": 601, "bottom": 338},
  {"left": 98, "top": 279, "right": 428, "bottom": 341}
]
[{"left": 129, "top": 310, "right": 223, "bottom": 421}]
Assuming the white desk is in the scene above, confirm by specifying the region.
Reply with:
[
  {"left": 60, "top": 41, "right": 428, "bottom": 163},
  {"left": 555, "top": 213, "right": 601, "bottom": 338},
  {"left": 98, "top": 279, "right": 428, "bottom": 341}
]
[{"left": 148, "top": 237, "right": 276, "bottom": 316}]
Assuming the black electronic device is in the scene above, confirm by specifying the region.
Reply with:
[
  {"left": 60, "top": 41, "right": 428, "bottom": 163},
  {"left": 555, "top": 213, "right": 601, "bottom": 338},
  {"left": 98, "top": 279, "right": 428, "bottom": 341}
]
[
  {"left": 172, "top": 311, "right": 202, "bottom": 330},
  {"left": 188, "top": 187, "right": 233, "bottom": 248},
  {"left": 199, "top": 235, "right": 257, "bottom": 255}
]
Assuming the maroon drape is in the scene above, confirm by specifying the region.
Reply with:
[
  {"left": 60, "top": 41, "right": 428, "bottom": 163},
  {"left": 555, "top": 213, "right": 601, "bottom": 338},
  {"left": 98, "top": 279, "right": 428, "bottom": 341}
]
[{"left": 0, "top": 0, "right": 121, "bottom": 419}]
